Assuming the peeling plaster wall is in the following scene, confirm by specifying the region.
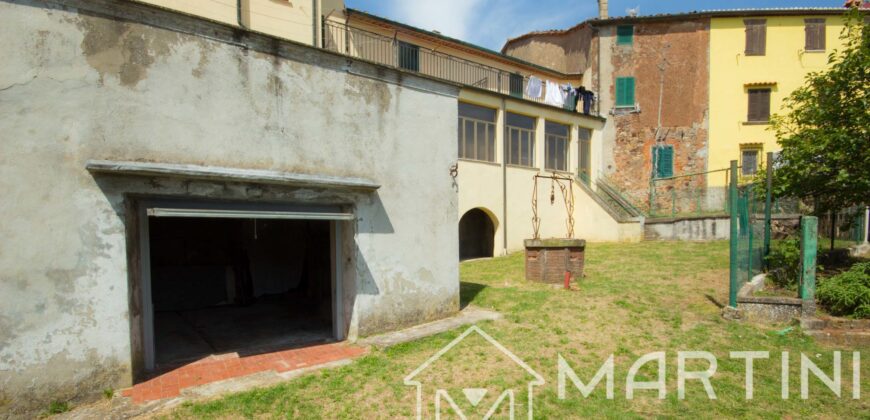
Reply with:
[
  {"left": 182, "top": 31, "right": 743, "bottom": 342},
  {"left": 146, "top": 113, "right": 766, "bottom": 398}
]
[
  {"left": 501, "top": 25, "right": 593, "bottom": 76},
  {"left": 0, "top": 0, "right": 459, "bottom": 415},
  {"left": 596, "top": 19, "right": 710, "bottom": 198},
  {"left": 503, "top": 19, "right": 711, "bottom": 209}
]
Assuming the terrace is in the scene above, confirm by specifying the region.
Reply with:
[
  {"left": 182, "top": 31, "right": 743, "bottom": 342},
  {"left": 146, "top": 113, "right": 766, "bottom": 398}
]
[{"left": 322, "top": 19, "right": 599, "bottom": 116}]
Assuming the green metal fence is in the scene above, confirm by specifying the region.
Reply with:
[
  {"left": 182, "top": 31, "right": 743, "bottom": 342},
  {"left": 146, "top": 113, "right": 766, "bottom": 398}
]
[
  {"left": 733, "top": 183, "right": 767, "bottom": 285},
  {"left": 819, "top": 206, "right": 868, "bottom": 244},
  {"left": 728, "top": 158, "right": 775, "bottom": 307},
  {"left": 648, "top": 168, "right": 732, "bottom": 218}
]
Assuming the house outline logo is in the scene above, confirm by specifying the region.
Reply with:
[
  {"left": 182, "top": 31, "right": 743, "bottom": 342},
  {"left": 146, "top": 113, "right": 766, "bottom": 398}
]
[{"left": 404, "top": 325, "right": 545, "bottom": 420}]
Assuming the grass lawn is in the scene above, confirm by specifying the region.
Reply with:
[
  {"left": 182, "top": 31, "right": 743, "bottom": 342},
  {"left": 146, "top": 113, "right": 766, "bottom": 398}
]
[{"left": 166, "top": 241, "right": 869, "bottom": 419}]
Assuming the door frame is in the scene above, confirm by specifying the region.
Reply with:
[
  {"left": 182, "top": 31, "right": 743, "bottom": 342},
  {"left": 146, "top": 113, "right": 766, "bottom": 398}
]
[{"left": 133, "top": 197, "right": 350, "bottom": 373}]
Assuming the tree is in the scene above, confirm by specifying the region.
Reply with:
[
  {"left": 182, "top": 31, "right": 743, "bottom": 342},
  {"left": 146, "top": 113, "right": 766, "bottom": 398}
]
[{"left": 770, "top": 8, "right": 869, "bottom": 214}]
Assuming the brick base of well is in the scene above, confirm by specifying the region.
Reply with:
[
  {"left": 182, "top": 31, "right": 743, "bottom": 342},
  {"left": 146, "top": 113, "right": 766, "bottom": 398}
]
[{"left": 524, "top": 239, "right": 586, "bottom": 284}]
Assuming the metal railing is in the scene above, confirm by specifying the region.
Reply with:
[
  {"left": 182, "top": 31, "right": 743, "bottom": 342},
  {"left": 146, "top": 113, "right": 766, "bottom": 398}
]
[{"left": 323, "top": 21, "right": 598, "bottom": 116}]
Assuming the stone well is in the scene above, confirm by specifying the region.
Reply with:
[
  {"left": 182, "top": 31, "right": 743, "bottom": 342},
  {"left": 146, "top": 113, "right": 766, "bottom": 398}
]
[{"left": 524, "top": 239, "right": 586, "bottom": 284}]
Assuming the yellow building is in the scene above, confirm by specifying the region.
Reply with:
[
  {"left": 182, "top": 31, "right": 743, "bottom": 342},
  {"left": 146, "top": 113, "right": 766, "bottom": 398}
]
[
  {"left": 708, "top": 10, "right": 849, "bottom": 185},
  {"left": 134, "top": 0, "right": 344, "bottom": 46}
]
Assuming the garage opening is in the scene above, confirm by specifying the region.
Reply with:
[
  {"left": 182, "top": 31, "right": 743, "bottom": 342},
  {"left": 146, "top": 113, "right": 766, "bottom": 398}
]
[
  {"left": 459, "top": 208, "right": 495, "bottom": 261},
  {"left": 148, "top": 216, "right": 334, "bottom": 368}
]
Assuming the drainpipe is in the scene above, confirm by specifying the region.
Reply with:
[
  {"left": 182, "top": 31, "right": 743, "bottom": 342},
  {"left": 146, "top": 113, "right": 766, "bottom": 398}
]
[
  {"left": 312, "top": 0, "right": 320, "bottom": 48},
  {"left": 502, "top": 97, "right": 508, "bottom": 255},
  {"left": 237, "top": 0, "right": 246, "bottom": 29}
]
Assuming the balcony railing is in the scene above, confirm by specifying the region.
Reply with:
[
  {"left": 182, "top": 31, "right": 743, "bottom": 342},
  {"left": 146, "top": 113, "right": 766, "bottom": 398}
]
[{"left": 323, "top": 21, "right": 598, "bottom": 116}]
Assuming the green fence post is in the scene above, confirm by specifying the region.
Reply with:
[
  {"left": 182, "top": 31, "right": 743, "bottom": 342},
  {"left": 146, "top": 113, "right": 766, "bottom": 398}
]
[
  {"left": 671, "top": 189, "right": 676, "bottom": 217},
  {"left": 799, "top": 216, "right": 818, "bottom": 304},
  {"left": 763, "top": 152, "right": 773, "bottom": 269},
  {"left": 649, "top": 180, "right": 656, "bottom": 218},
  {"left": 747, "top": 185, "right": 755, "bottom": 281},
  {"left": 729, "top": 160, "right": 739, "bottom": 308}
]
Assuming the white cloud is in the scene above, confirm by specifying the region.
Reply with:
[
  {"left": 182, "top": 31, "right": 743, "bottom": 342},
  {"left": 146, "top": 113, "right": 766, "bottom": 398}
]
[
  {"left": 384, "top": 0, "right": 487, "bottom": 41},
  {"left": 381, "top": 0, "right": 597, "bottom": 50}
]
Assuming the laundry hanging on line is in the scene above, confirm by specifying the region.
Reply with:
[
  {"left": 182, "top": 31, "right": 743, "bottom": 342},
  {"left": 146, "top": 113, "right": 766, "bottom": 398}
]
[
  {"left": 544, "top": 81, "right": 564, "bottom": 107},
  {"left": 526, "top": 76, "right": 543, "bottom": 99}
]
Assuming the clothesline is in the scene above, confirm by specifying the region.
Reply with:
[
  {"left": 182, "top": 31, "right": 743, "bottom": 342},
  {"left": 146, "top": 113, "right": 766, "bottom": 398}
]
[{"left": 525, "top": 75, "right": 596, "bottom": 114}]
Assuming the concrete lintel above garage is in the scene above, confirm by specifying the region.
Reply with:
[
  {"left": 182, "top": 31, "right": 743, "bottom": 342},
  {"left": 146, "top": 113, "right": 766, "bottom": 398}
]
[{"left": 85, "top": 160, "right": 381, "bottom": 191}]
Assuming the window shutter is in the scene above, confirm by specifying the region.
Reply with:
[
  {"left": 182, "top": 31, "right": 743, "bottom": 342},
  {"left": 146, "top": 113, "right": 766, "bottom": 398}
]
[
  {"left": 748, "top": 89, "right": 771, "bottom": 122},
  {"left": 659, "top": 146, "right": 673, "bottom": 178},
  {"left": 805, "top": 19, "right": 826, "bottom": 51},
  {"left": 748, "top": 90, "right": 758, "bottom": 121},
  {"left": 617, "top": 25, "right": 634, "bottom": 45},
  {"left": 616, "top": 78, "right": 624, "bottom": 105},
  {"left": 652, "top": 146, "right": 674, "bottom": 178},
  {"left": 616, "top": 77, "right": 635, "bottom": 107},
  {"left": 758, "top": 89, "right": 770, "bottom": 121},
  {"left": 627, "top": 78, "right": 635, "bottom": 105},
  {"left": 745, "top": 19, "right": 766, "bottom": 56}
]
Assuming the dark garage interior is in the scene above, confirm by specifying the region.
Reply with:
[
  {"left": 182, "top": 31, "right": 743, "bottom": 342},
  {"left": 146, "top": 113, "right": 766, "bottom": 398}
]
[{"left": 149, "top": 217, "right": 334, "bottom": 367}]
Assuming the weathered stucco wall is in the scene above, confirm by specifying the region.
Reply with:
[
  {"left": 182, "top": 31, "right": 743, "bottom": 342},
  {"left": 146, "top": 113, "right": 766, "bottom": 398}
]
[
  {"left": 501, "top": 24, "right": 593, "bottom": 76},
  {"left": 0, "top": 0, "right": 459, "bottom": 415}
]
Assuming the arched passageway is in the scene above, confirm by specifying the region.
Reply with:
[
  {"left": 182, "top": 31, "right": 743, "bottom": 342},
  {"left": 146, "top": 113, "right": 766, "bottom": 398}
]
[{"left": 459, "top": 208, "right": 495, "bottom": 261}]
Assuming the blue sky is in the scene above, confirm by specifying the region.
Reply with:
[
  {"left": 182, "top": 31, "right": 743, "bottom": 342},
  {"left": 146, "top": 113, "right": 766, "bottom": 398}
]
[{"left": 344, "top": 0, "right": 845, "bottom": 50}]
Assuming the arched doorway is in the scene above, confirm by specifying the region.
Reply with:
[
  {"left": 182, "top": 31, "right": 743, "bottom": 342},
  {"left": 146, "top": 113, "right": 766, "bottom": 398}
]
[{"left": 459, "top": 209, "right": 495, "bottom": 261}]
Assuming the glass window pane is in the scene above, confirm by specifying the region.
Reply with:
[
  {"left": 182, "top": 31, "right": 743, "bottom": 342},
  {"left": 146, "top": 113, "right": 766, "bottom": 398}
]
[
  {"left": 459, "top": 102, "right": 497, "bottom": 122},
  {"left": 545, "top": 121, "right": 569, "bottom": 137},
  {"left": 456, "top": 118, "right": 465, "bottom": 158},
  {"left": 510, "top": 130, "right": 519, "bottom": 165},
  {"left": 487, "top": 123, "right": 495, "bottom": 163},
  {"left": 476, "top": 122, "right": 486, "bottom": 161},
  {"left": 529, "top": 133, "right": 536, "bottom": 166},
  {"left": 464, "top": 120, "right": 474, "bottom": 159},
  {"left": 507, "top": 112, "right": 535, "bottom": 130},
  {"left": 742, "top": 150, "right": 759, "bottom": 175}
]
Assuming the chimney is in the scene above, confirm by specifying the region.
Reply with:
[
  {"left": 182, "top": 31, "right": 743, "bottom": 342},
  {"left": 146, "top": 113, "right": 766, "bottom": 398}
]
[{"left": 598, "top": 0, "right": 608, "bottom": 19}]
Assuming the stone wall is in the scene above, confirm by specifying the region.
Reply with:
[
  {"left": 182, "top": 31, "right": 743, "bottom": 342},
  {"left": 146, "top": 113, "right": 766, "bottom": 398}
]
[
  {"left": 0, "top": 0, "right": 460, "bottom": 415},
  {"left": 644, "top": 216, "right": 729, "bottom": 241},
  {"left": 596, "top": 19, "right": 710, "bottom": 197}
]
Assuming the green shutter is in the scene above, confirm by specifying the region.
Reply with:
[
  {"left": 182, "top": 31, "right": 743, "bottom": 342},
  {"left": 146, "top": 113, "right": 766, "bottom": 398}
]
[
  {"left": 617, "top": 25, "right": 634, "bottom": 45},
  {"left": 653, "top": 146, "right": 674, "bottom": 178},
  {"left": 616, "top": 77, "right": 635, "bottom": 107}
]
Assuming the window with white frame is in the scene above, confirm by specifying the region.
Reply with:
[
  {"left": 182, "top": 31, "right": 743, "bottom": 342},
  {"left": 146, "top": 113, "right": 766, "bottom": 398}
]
[
  {"left": 507, "top": 113, "right": 536, "bottom": 167},
  {"left": 458, "top": 103, "right": 497, "bottom": 162},
  {"left": 545, "top": 121, "right": 569, "bottom": 172}
]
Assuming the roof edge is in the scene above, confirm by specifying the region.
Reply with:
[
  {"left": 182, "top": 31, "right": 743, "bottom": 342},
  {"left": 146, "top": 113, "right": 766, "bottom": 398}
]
[{"left": 504, "top": 7, "right": 860, "bottom": 50}]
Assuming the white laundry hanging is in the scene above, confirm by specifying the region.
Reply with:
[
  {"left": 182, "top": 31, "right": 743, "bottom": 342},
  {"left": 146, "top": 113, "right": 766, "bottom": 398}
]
[
  {"left": 526, "top": 76, "right": 543, "bottom": 99},
  {"left": 544, "top": 81, "right": 564, "bottom": 107}
]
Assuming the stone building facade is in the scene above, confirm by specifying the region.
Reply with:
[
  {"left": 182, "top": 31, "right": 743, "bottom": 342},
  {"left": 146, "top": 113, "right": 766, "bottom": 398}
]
[{"left": 504, "top": 16, "right": 711, "bottom": 210}]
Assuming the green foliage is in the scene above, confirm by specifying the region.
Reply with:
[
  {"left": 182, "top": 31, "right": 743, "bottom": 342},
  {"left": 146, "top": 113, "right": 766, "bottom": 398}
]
[
  {"left": 46, "top": 401, "right": 70, "bottom": 415},
  {"left": 817, "top": 262, "right": 870, "bottom": 318},
  {"left": 766, "top": 238, "right": 801, "bottom": 288},
  {"left": 770, "top": 9, "right": 870, "bottom": 214},
  {"left": 103, "top": 388, "right": 114, "bottom": 400}
]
